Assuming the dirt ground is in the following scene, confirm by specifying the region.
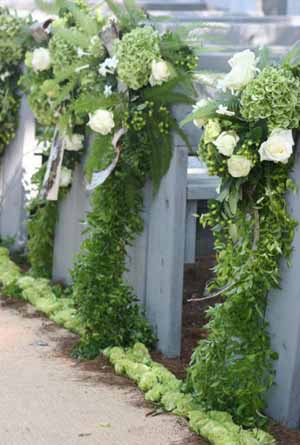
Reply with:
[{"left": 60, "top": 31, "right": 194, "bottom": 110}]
[{"left": 0, "top": 296, "right": 202, "bottom": 445}]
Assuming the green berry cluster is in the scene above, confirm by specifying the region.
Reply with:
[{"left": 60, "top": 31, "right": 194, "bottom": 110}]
[
  {"left": 174, "top": 49, "right": 198, "bottom": 71},
  {"left": 126, "top": 109, "right": 147, "bottom": 132},
  {"left": 241, "top": 66, "right": 300, "bottom": 130},
  {"left": 199, "top": 140, "right": 227, "bottom": 177},
  {"left": 236, "top": 139, "right": 259, "bottom": 167},
  {"left": 157, "top": 105, "right": 170, "bottom": 135}
]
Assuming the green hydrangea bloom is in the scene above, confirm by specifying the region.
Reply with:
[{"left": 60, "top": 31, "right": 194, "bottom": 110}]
[
  {"left": 0, "top": 7, "right": 24, "bottom": 68},
  {"left": 115, "top": 26, "right": 161, "bottom": 90},
  {"left": 240, "top": 66, "right": 300, "bottom": 130},
  {"left": 49, "top": 34, "right": 79, "bottom": 75}
]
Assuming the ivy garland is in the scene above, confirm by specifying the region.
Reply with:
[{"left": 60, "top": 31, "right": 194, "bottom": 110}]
[
  {"left": 0, "top": 7, "right": 27, "bottom": 158},
  {"left": 21, "top": 0, "right": 196, "bottom": 355},
  {"left": 184, "top": 47, "right": 300, "bottom": 427}
]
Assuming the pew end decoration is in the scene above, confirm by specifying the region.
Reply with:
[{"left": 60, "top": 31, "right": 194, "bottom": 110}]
[
  {"left": 0, "top": 7, "right": 29, "bottom": 158},
  {"left": 21, "top": 0, "right": 197, "bottom": 355},
  {"left": 182, "top": 45, "right": 300, "bottom": 427}
]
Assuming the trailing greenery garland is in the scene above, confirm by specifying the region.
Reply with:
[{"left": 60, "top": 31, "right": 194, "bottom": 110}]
[
  {"left": 21, "top": 0, "right": 196, "bottom": 354},
  {"left": 184, "top": 47, "right": 300, "bottom": 427},
  {"left": 0, "top": 7, "right": 27, "bottom": 158}
]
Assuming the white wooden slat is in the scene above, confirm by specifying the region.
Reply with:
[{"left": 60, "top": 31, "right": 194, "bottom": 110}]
[
  {"left": 52, "top": 162, "right": 90, "bottom": 284},
  {"left": 144, "top": 145, "right": 188, "bottom": 357},
  {"left": 266, "top": 146, "right": 300, "bottom": 428},
  {"left": 124, "top": 181, "right": 152, "bottom": 306}
]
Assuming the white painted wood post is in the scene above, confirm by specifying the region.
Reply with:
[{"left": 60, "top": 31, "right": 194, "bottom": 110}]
[
  {"left": 144, "top": 145, "right": 188, "bottom": 357},
  {"left": 0, "top": 96, "right": 36, "bottom": 249},
  {"left": 124, "top": 181, "right": 152, "bottom": 306},
  {"left": 266, "top": 147, "right": 300, "bottom": 428},
  {"left": 52, "top": 162, "right": 90, "bottom": 284}
]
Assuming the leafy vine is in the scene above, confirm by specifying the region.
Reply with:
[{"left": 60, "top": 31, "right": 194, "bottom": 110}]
[
  {"left": 184, "top": 47, "right": 300, "bottom": 427},
  {"left": 21, "top": 0, "right": 196, "bottom": 355},
  {"left": 0, "top": 7, "right": 27, "bottom": 158}
]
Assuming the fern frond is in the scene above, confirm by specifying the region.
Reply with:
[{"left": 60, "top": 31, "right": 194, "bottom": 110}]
[
  {"left": 105, "top": 0, "right": 125, "bottom": 22},
  {"left": 52, "top": 78, "right": 77, "bottom": 108},
  {"left": 67, "top": 2, "right": 99, "bottom": 37},
  {"left": 85, "top": 134, "right": 114, "bottom": 180},
  {"left": 72, "top": 93, "right": 121, "bottom": 115},
  {"left": 105, "top": 0, "right": 144, "bottom": 31},
  {"left": 35, "top": 0, "right": 65, "bottom": 14},
  {"left": 52, "top": 26, "right": 90, "bottom": 49}
]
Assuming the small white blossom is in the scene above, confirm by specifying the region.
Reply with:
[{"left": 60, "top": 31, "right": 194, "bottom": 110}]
[
  {"left": 216, "top": 105, "right": 235, "bottom": 116},
  {"left": 104, "top": 84, "right": 113, "bottom": 97},
  {"left": 99, "top": 56, "right": 118, "bottom": 77},
  {"left": 77, "top": 48, "right": 89, "bottom": 58},
  {"left": 0, "top": 71, "right": 10, "bottom": 81}
]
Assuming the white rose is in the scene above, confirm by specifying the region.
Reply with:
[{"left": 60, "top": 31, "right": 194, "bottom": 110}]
[
  {"left": 193, "top": 98, "right": 211, "bottom": 128},
  {"left": 218, "top": 49, "right": 257, "bottom": 92},
  {"left": 88, "top": 109, "right": 115, "bottom": 135},
  {"left": 203, "top": 119, "right": 222, "bottom": 144},
  {"left": 31, "top": 48, "right": 51, "bottom": 72},
  {"left": 59, "top": 167, "right": 72, "bottom": 188},
  {"left": 259, "top": 129, "right": 294, "bottom": 164},
  {"left": 227, "top": 155, "right": 252, "bottom": 178},
  {"left": 64, "top": 133, "right": 84, "bottom": 151},
  {"left": 214, "top": 131, "right": 239, "bottom": 157},
  {"left": 149, "top": 59, "right": 171, "bottom": 86}
]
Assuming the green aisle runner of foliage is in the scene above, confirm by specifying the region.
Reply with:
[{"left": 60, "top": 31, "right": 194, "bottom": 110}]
[{"left": 0, "top": 248, "right": 275, "bottom": 445}]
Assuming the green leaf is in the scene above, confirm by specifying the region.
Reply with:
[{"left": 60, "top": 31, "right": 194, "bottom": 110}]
[
  {"left": 282, "top": 40, "right": 300, "bottom": 68},
  {"left": 180, "top": 101, "right": 218, "bottom": 127},
  {"left": 256, "top": 46, "right": 271, "bottom": 70},
  {"left": 72, "top": 93, "right": 121, "bottom": 114}
]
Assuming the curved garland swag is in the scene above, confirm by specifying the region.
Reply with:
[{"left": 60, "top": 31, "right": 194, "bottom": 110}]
[
  {"left": 21, "top": 0, "right": 197, "bottom": 355},
  {"left": 184, "top": 46, "right": 300, "bottom": 427}
]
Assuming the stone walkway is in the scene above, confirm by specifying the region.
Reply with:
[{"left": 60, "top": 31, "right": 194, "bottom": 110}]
[{"left": 0, "top": 298, "right": 198, "bottom": 445}]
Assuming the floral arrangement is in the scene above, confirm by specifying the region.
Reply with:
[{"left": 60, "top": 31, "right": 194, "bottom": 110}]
[
  {"left": 0, "top": 7, "right": 27, "bottom": 157},
  {"left": 183, "top": 45, "right": 300, "bottom": 427},
  {"left": 21, "top": 0, "right": 196, "bottom": 355}
]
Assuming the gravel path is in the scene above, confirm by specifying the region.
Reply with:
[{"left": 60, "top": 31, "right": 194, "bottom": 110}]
[{"left": 0, "top": 297, "right": 199, "bottom": 445}]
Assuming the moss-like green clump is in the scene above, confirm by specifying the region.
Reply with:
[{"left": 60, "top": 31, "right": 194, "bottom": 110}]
[{"left": 240, "top": 66, "right": 300, "bottom": 130}]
